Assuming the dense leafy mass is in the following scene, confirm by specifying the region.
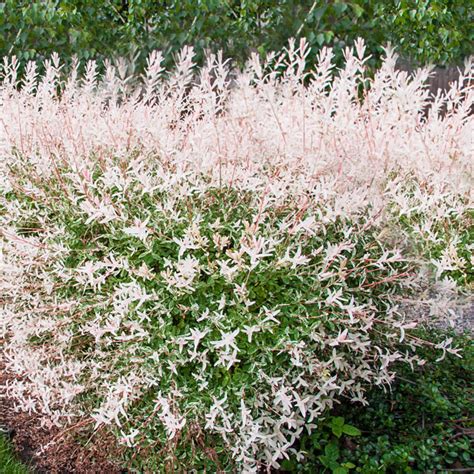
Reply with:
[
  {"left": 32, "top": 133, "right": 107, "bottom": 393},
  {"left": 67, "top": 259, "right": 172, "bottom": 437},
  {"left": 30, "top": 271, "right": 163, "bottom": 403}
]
[
  {"left": 281, "top": 330, "right": 474, "bottom": 473},
  {"left": 0, "top": 0, "right": 472, "bottom": 67},
  {"left": 0, "top": 42, "right": 472, "bottom": 471}
]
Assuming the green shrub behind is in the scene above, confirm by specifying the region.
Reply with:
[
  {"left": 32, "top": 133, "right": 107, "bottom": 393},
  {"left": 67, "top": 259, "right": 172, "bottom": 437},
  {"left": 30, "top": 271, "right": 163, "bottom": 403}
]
[{"left": 1, "top": 1, "right": 472, "bottom": 68}]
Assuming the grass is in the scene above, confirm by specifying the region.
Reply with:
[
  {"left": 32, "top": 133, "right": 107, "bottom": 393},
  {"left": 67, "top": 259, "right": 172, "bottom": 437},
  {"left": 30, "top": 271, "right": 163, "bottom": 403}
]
[{"left": 0, "top": 435, "right": 29, "bottom": 474}]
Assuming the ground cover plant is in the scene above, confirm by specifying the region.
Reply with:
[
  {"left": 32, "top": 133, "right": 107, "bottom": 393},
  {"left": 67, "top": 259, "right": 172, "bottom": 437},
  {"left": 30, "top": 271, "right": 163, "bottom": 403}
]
[
  {"left": 0, "top": 40, "right": 472, "bottom": 471},
  {"left": 279, "top": 329, "right": 474, "bottom": 473}
]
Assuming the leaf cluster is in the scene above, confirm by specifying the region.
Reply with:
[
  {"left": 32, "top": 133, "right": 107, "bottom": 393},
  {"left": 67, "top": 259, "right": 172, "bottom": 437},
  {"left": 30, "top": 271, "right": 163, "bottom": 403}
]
[
  {"left": 281, "top": 330, "right": 474, "bottom": 473},
  {"left": 1, "top": 0, "right": 472, "bottom": 68}
]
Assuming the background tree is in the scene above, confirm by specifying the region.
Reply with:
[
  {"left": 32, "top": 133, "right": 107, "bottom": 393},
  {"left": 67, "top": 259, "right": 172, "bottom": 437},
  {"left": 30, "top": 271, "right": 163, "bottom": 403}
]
[{"left": 0, "top": 0, "right": 472, "bottom": 68}]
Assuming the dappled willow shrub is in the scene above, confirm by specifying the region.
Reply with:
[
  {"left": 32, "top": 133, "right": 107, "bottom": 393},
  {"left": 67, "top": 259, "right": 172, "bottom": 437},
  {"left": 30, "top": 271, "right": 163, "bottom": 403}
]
[{"left": 0, "top": 40, "right": 471, "bottom": 471}]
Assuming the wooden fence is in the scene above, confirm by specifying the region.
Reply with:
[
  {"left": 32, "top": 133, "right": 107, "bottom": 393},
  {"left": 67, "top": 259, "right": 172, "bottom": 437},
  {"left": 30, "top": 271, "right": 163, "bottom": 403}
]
[{"left": 396, "top": 59, "right": 468, "bottom": 94}]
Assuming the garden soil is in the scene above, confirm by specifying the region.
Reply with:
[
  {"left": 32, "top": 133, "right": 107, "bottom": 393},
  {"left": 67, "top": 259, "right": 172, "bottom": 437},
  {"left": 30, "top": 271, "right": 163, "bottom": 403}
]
[{"left": 0, "top": 361, "right": 122, "bottom": 474}]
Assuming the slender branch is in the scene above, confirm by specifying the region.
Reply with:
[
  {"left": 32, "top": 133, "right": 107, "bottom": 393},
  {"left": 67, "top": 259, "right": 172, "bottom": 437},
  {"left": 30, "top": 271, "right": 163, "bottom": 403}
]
[{"left": 296, "top": 0, "right": 319, "bottom": 37}]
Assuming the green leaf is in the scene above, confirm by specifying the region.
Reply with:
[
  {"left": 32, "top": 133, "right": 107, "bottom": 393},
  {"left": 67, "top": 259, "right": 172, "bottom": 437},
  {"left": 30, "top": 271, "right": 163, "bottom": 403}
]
[
  {"left": 318, "top": 455, "right": 329, "bottom": 467},
  {"left": 351, "top": 4, "right": 365, "bottom": 18},
  {"left": 342, "top": 424, "right": 361, "bottom": 436},
  {"left": 312, "top": 6, "right": 328, "bottom": 21},
  {"left": 333, "top": 2, "right": 348, "bottom": 16},
  {"left": 325, "top": 442, "right": 340, "bottom": 461},
  {"left": 325, "top": 30, "right": 334, "bottom": 42},
  {"left": 331, "top": 416, "right": 345, "bottom": 436},
  {"left": 331, "top": 417, "right": 345, "bottom": 428},
  {"left": 316, "top": 33, "right": 325, "bottom": 46},
  {"left": 280, "top": 458, "right": 297, "bottom": 470}
]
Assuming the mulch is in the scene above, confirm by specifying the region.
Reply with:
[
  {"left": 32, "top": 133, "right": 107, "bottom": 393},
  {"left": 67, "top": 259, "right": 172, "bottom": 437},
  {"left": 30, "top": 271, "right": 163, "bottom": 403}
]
[{"left": 0, "top": 362, "right": 123, "bottom": 474}]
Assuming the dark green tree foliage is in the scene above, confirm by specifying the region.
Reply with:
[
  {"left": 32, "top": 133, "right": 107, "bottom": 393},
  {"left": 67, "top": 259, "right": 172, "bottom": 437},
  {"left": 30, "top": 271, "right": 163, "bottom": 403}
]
[
  {"left": 0, "top": 1, "right": 123, "bottom": 61},
  {"left": 0, "top": 1, "right": 473, "bottom": 68}
]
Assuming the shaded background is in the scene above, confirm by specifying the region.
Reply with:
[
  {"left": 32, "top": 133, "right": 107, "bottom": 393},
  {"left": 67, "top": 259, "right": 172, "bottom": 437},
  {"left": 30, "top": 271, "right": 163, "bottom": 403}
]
[{"left": 1, "top": 0, "right": 472, "bottom": 69}]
